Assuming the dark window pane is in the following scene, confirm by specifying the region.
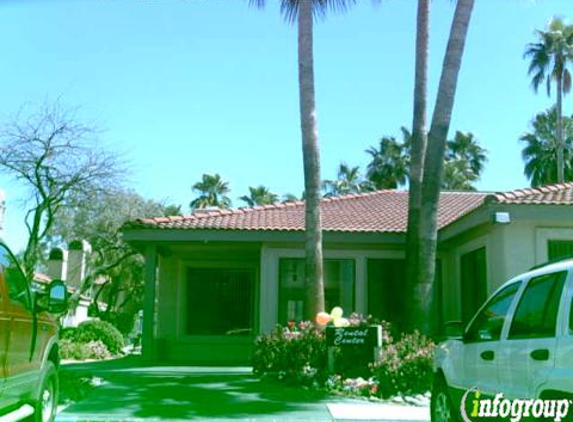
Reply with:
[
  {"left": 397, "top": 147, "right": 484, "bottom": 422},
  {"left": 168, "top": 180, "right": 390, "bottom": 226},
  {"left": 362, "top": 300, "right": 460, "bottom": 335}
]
[
  {"left": 367, "top": 259, "right": 405, "bottom": 329},
  {"left": 509, "top": 272, "right": 566, "bottom": 339},
  {"left": 548, "top": 240, "right": 573, "bottom": 261},
  {"left": 367, "top": 258, "right": 442, "bottom": 333},
  {"left": 186, "top": 268, "right": 254, "bottom": 336},
  {"left": 465, "top": 281, "right": 522, "bottom": 342},
  {"left": 278, "top": 258, "right": 355, "bottom": 324},
  {"left": 0, "top": 245, "right": 29, "bottom": 308},
  {"left": 461, "top": 247, "right": 488, "bottom": 325},
  {"left": 570, "top": 297, "right": 573, "bottom": 333}
]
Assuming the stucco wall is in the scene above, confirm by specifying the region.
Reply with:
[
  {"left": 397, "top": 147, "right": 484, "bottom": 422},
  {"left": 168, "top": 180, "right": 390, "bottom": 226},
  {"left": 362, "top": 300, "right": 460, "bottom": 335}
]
[{"left": 440, "top": 215, "right": 573, "bottom": 323}]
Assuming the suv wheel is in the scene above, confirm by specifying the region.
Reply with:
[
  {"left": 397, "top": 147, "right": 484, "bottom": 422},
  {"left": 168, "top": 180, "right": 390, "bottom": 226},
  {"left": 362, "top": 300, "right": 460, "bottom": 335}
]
[
  {"left": 431, "top": 376, "right": 457, "bottom": 422},
  {"left": 34, "top": 362, "right": 58, "bottom": 422}
]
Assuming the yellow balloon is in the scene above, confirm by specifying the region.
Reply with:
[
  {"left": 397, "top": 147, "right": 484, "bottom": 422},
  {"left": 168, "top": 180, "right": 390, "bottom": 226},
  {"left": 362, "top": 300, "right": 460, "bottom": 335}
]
[
  {"left": 330, "top": 307, "right": 343, "bottom": 320},
  {"left": 316, "top": 312, "right": 333, "bottom": 326},
  {"left": 334, "top": 317, "right": 350, "bottom": 327}
]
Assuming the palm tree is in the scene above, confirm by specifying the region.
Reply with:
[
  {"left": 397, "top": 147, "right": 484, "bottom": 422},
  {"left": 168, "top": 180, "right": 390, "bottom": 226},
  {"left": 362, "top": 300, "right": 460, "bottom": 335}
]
[
  {"left": 413, "top": 0, "right": 475, "bottom": 334},
  {"left": 281, "top": 193, "right": 301, "bottom": 203},
  {"left": 525, "top": 17, "right": 573, "bottom": 183},
  {"left": 189, "top": 173, "right": 232, "bottom": 210},
  {"left": 323, "top": 163, "right": 374, "bottom": 197},
  {"left": 442, "top": 131, "right": 487, "bottom": 190},
  {"left": 240, "top": 186, "right": 279, "bottom": 206},
  {"left": 521, "top": 107, "right": 573, "bottom": 186},
  {"left": 405, "top": 0, "right": 430, "bottom": 337},
  {"left": 250, "top": 0, "right": 356, "bottom": 320},
  {"left": 365, "top": 127, "right": 411, "bottom": 189}
]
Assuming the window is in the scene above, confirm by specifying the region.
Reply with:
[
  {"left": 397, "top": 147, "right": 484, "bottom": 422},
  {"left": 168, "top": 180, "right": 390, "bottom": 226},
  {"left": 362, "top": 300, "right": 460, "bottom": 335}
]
[
  {"left": 548, "top": 240, "right": 573, "bottom": 261},
  {"left": 509, "top": 271, "right": 567, "bottom": 340},
  {"left": 465, "top": 281, "right": 522, "bottom": 342},
  {"left": 0, "top": 245, "right": 30, "bottom": 308},
  {"left": 460, "top": 247, "right": 488, "bottom": 325},
  {"left": 367, "top": 258, "right": 443, "bottom": 333},
  {"left": 278, "top": 258, "right": 355, "bottom": 323},
  {"left": 570, "top": 297, "right": 573, "bottom": 333},
  {"left": 186, "top": 268, "right": 255, "bottom": 336}
]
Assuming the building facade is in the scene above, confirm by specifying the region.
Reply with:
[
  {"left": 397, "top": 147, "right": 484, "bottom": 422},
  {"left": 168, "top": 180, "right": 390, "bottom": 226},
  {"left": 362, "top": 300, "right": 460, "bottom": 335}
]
[{"left": 123, "top": 183, "right": 573, "bottom": 364}]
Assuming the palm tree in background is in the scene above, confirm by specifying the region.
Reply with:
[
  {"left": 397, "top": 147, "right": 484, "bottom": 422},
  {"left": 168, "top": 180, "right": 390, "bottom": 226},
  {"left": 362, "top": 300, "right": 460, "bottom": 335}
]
[
  {"left": 521, "top": 108, "right": 573, "bottom": 186},
  {"left": 189, "top": 173, "right": 232, "bottom": 210},
  {"left": 365, "top": 127, "right": 411, "bottom": 189},
  {"left": 249, "top": 0, "right": 356, "bottom": 319},
  {"left": 323, "top": 163, "right": 374, "bottom": 197},
  {"left": 525, "top": 17, "right": 573, "bottom": 183},
  {"left": 364, "top": 127, "right": 486, "bottom": 191},
  {"left": 240, "top": 186, "right": 279, "bottom": 206},
  {"left": 442, "top": 131, "right": 487, "bottom": 190},
  {"left": 281, "top": 193, "right": 301, "bottom": 203}
]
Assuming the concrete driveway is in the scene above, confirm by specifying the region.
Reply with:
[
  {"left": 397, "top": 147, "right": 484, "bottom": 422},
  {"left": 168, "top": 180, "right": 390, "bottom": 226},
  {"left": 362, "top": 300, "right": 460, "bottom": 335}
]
[{"left": 56, "top": 358, "right": 429, "bottom": 422}]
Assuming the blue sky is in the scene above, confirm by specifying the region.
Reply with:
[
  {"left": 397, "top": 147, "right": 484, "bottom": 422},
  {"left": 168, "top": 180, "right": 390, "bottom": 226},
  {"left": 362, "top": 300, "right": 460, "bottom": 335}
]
[{"left": 0, "top": 0, "right": 572, "bottom": 252}]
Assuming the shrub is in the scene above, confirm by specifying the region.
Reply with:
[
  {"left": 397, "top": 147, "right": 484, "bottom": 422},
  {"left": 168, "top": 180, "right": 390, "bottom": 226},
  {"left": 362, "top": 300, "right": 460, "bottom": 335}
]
[
  {"left": 370, "top": 330, "right": 435, "bottom": 398},
  {"left": 325, "top": 375, "right": 379, "bottom": 397},
  {"left": 252, "top": 321, "right": 327, "bottom": 386},
  {"left": 252, "top": 317, "right": 435, "bottom": 399},
  {"left": 62, "top": 320, "right": 125, "bottom": 354},
  {"left": 60, "top": 339, "right": 112, "bottom": 360}
]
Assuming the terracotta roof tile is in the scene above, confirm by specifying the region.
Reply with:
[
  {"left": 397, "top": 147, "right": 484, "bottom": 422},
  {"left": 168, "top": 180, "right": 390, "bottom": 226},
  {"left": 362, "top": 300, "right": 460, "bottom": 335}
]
[
  {"left": 130, "top": 189, "right": 488, "bottom": 233},
  {"left": 126, "top": 183, "right": 573, "bottom": 234},
  {"left": 492, "top": 182, "right": 573, "bottom": 205}
]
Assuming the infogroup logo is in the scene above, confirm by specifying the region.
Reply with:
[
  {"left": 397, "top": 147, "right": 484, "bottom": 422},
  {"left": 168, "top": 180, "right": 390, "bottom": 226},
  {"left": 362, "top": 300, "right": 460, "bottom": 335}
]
[{"left": 460, "top": 388, "right": 572, "bottom": 422}]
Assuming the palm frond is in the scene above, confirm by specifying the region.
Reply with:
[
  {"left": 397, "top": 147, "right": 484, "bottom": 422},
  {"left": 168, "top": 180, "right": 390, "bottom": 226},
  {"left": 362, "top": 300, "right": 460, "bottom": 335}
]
[
  {"left": 280, "top": 0, "right": 356, "bottom": 24},
  {"left": 248, "top": 0, "right": 266, "bottom": 9}
]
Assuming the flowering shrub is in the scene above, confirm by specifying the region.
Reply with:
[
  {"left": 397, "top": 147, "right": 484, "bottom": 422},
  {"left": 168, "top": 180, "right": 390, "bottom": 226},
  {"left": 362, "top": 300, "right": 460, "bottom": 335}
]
[
  {"left": 370, "top": 330, "right": 435, "bottom": 398},
  {"left": 252, "top": 321, "right": 327, "bottom": 386},
  {"left": 60, "top": 339, "right": 112, "bottom": 361},
  {"left": 252, "top": 315, "right": 435, "bottom": 399},
  {"left": 326, "top": 375, "right": 379, "bottom": 397}
]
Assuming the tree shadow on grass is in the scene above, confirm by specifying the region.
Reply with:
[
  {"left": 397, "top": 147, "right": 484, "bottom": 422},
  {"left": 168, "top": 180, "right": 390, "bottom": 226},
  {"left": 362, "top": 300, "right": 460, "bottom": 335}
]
[{"left": 63, "top": 372, "right": 332, "bottom": 421}]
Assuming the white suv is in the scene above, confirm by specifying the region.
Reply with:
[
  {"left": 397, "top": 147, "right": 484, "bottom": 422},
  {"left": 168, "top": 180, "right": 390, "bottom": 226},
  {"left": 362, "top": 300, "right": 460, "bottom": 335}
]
[{"left": 432, "top": 259, "right": 573, "bottom": 422}]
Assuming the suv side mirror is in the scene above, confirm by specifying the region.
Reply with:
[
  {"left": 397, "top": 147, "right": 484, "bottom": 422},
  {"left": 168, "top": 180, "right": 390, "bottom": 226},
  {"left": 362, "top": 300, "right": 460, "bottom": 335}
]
[
  {"left": 48, "top": 280, "right": 69, "bottom": 314},
  {"left": 444, "top": 321, "right": 465, "bottom": 340}
]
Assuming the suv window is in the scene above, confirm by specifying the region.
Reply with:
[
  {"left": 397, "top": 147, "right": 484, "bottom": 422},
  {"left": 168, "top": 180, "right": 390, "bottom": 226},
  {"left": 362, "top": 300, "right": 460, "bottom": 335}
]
[
  {"left": 0, "top": 244, "right": 30, "bottom": 308},
  {"left": 570, "top": 296, "right": 573, "bottom": 334},
  {"left": 509, "top": 271, "right": 567, "bottom": 340},
  {"left": 465, "top": 281, "right": 522, "bottom": 342}
]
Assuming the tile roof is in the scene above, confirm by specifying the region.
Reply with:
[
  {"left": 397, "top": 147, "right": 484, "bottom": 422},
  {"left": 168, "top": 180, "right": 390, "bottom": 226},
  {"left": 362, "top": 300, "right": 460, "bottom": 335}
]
[
  {"left": 127, "top": 183, "right": 573, "bottom": 234},
  {"left": 491, "top": 182, "right": 573, "bottom": 205},
  {"left": 129, "top": 190, "right": 487, "bottom": 233}
]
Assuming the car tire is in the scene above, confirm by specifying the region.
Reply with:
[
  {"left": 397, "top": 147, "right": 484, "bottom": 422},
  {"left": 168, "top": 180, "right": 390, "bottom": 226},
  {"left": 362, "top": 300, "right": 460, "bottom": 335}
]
[
  {"left": 431, "top": 376, "right": 458, "bottom": 422},
  {"left": 33, "top": 361, "right": 58, "bottom": 422}
]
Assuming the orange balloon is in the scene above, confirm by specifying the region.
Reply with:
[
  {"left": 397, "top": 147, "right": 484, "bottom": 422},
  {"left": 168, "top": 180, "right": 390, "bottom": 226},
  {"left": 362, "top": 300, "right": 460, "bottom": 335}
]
[{"left": 316, "top": 312, "right": 333, "bottom": 326}]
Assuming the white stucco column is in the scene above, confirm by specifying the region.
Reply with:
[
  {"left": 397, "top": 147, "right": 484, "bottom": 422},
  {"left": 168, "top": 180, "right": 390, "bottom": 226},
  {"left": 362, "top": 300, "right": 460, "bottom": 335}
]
[{"left": 142, "top": 245, "right": 157, "bottom": 361}]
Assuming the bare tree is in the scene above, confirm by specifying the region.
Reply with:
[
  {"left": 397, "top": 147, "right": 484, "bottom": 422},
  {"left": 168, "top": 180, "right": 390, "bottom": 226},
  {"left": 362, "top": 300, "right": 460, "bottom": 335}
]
[{"left": 0, "top": 102, "right": 125, "bottom": 278}]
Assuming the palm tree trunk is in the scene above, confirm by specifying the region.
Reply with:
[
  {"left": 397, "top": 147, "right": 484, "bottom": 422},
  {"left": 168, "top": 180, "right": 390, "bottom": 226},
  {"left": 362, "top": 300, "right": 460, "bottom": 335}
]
[
  {"left": 298, "top": 0, "right": 325, "bottom": 320},
  {"left": 556, "top": 73, "right": 564, "bottom": 183},
  {"left": 405, "top": 0, "right": 430, "bottom": 333},
  {"left": 415, "top": 0, "right": 475, "bottom": 335}
]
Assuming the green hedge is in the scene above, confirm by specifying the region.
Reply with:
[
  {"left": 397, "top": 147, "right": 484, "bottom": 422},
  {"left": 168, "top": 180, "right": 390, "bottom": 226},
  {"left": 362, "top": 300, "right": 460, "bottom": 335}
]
[{"left": 61, "top": 319, "right": 124, "bottom": 355}]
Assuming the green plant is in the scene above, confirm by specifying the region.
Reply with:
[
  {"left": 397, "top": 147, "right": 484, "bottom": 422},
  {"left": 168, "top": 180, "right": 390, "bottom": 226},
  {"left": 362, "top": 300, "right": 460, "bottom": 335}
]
[
  {"left": 62, "top": 320, "right": 124, "bottom": 354},
  {"left": 252, "top": 321, "right": 327, "bottom": 386},
  {"left": 370, "top": 330, "right": 435, "bottom": 398},
  {"left": 60, "top": 339, "right": 111, "bottom": 360}
]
